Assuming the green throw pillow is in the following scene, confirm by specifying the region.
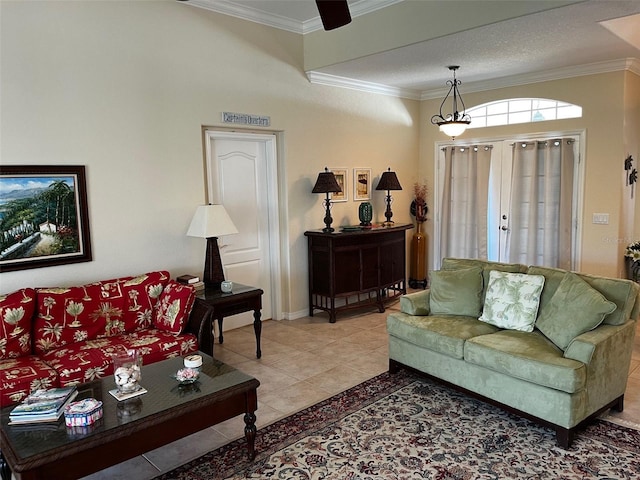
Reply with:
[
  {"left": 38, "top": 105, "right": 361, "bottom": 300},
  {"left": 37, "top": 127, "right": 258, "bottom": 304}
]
[
  {"left": 479, "top": 270, "right": 545, "bottom": 332},
  {"left": 536, "top": 272, "right": 617, "bottom": 350},
  {"left": 429, "top": 266, "right": 483, "bottom": 317}
]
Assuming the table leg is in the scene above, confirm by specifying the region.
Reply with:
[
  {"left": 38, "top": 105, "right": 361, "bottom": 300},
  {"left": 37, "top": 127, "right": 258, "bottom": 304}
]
[
  {"left": 244, "top": 412, "right": 257, "bottom": 461},
  {"left": 217, "top": 317, "right": 224, "bottom": 344},
  {"left": 0, "top": 450, "right": 11, "bottom": 480},
  {"left": 253, "top": 309, "right": 262, "bottom": 358}
]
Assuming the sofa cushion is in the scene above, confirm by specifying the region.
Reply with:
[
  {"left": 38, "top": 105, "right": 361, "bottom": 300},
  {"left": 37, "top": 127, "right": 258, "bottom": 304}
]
[
  {"left": 0, "top": 288, "right": 36, "bottom": 359},
  {"left": 40, "top": 330, "right": 199, "bottom": 386},
  {"left": 153, "top": 281, "right": 196, "bottom": 335},
  {"left": 429, "top": 266, "right": 484, "bottom": 317},
  {"left": 528, "top": 265, "right": 636, "bottom": 326},
  {"left": 387, "top": 312, "right": 499, "bottom": 359},
  {"left": 34, "top": 271, "right": 171, "bottom": 355},
  {"left": 34, "top": 283, "right": 105, "bottom": 354},
  {"left": 536, "top": 272, "right": 617, "bottom": 350},
  {"left": 479, "top": 271, "right": 545, "bottom": 332},
  {"left": 464, "top": 330, "right": 586, "bottom": 394},
  {"left": 99, "top": 271, "right": 169, "bottom": 334},
  {"left": 119, "top": 329, "right": 198, "bottom": 364},
  {"left": 0, "top": 356, "right": 59, "bottom": 407}
]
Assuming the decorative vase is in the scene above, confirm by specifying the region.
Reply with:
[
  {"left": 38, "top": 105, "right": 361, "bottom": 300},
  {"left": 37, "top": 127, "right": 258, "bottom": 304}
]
[
  {"left": 113, "top": 349, "right": 142, "bottom": 394},
  {"left": 409, "top": 222, "right": 428, "bottom": 289},
  {"left": 359, "top": 202, "right": 373, "bottom": 226}
]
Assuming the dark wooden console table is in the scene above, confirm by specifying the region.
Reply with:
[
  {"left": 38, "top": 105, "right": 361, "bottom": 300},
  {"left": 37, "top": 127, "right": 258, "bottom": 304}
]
[
  {"left": 195, "top": 284, "right": 264, "bottom": 358},
  {"left": 305, "top": 224, "right": 412, "bottom": 323}
]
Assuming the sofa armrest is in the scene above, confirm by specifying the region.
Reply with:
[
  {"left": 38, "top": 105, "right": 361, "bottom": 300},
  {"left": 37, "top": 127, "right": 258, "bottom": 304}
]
[
  {"left": 564, "top": 320, "right": 636, "bottom": 409},
  {"left": 400, "top": 290, "right": 431, "bottom": 315},
  {"left": 184, "top": 300, "right": 214, "bottom": 357},
  {"left": 564, "top": 321, "right": 635, "bottom": 364}
]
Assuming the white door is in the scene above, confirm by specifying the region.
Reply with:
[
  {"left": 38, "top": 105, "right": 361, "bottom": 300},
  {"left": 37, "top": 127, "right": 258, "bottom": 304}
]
[{"left": 204, "top": 130, "right": 281, "bottom": 332}]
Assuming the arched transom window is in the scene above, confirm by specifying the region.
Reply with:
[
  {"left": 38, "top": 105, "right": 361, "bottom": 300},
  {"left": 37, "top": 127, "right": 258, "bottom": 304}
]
[{"left": 467, "top": 98, "right": 582, "bottom": 129}]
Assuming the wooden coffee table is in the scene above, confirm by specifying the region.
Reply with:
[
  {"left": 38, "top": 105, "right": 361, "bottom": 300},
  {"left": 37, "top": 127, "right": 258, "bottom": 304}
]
[{"left": 0, "top": 353, "right": 259, "bottom": 480}]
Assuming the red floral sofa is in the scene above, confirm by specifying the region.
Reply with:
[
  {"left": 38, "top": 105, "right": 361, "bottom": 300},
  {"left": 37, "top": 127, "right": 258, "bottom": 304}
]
[{"left": 0, "top": 271, "right": 213, "bottom": 407}]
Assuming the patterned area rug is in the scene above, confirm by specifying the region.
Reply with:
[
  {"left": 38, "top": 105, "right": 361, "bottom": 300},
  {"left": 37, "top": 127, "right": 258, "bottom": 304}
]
[{"left": 155, "top": 371, "right": 640, "bottom": 479}]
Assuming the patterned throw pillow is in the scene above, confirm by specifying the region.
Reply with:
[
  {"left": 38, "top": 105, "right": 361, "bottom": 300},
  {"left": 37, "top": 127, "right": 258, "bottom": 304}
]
[
  {"left": 0, "top": 288, "right": 36, "bottom": 359},
  {"left": 153, "top": 281, "right": 196, "bottom": 335},
  {"left": 536, "top": 272, "right": 617, "bottom": 350},
  {"left": 99, "top": 271, "right": 169, "bottom": 334},
  {"left": 479, "top": 271, "right": 545, "bottom": 332}
]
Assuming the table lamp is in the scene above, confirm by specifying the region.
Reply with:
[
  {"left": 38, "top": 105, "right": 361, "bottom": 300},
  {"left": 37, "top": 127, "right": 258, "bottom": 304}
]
[
  {"left": 375, "top": 168, "right": 402, "bottom": 226},
  {"left": 312, "top": 167, "right": 342, "bottom": 233},
  {"left": 187, "top": 204, "right": 239, "bottom": 289}
]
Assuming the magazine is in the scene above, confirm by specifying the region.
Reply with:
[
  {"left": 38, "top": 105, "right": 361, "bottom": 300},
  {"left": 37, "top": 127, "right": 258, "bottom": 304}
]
[{"left": 9, "top": 387, "right": 78, "bottom": 424}]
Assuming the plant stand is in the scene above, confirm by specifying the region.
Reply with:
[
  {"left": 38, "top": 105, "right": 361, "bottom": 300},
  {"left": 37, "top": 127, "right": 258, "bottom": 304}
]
[{"left": 409, "top": 222, "right": 428, "bottom": 289}]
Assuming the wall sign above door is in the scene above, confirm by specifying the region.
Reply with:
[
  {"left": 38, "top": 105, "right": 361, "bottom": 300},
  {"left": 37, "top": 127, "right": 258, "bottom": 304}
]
[{"left": 222, "top": 112, "right": 270, "bottom": 127}]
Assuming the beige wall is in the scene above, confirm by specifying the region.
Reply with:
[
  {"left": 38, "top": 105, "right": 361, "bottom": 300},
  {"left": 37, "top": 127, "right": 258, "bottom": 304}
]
[
  {"left": 0, "top": 1, "right": 420, "bottom": 319},
  {"left": 627, "top": 72, "right": 640, "bottom": 245},
  {"left": 420, "top": 71, "right": 638, "bottom": 278}
]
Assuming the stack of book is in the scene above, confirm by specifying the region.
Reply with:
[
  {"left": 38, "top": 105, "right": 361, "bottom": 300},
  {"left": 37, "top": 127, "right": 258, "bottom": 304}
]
[
  {"left": 177, "top": 274, "right": 205, "bottom": 293},
  {"left": 9, "top": 386, "right": 78, "bottom": 425}
]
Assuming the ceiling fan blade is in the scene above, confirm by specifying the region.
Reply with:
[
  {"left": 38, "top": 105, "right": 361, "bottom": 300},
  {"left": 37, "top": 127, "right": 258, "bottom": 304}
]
[{"left": 315, "top": 0, "right": 352, "bottom": 31}]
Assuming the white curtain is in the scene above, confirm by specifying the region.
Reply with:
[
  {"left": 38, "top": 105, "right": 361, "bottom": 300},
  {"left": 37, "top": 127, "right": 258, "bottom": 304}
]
[
  {"left": 506, "top": 139, "right": 574, "bottom": 268},
  {"left": 440, "top": 145, "right": 492, "bottom": 259}
]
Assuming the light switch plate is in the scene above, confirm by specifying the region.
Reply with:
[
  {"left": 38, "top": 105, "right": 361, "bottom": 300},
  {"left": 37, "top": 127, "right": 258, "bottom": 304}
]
[{"left": 592, "top": 213, "right": 609, "bottom": 225}]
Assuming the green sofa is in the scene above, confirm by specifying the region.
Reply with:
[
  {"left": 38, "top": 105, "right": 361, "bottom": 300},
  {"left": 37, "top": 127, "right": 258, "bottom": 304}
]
[{"left": 387, "top": 258, "right": 640, "bottom": 448}]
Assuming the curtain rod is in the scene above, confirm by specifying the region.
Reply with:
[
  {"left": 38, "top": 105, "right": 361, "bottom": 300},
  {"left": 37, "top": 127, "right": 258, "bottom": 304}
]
[
  {"left": 441, "top": 145, "right": 493, "bottom": 152},
  {"left": 510, "top": 139, "right": 574, "bottom": 147}
]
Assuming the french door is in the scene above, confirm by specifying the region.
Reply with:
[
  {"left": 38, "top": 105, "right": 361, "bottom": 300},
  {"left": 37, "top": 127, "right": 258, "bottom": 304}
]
[{"left": 435, "top": 133, "right": 582, "bottom": 270}]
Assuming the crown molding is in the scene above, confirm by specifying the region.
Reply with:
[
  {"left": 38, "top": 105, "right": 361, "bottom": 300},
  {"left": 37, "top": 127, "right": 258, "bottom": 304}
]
[
  {"left": 184, "top": 0, "right": 403, "bottom": 35},
  {"left": 184, "top": 0, "right": 303, "bottom": 33},
  {"left": 308, "top": 58, "right": 639, "bottom": 101},
  {"left": 306, "top": 71, "right": 420, "bottom": 100},
  {"left": 420, "top": 58, "right": 640, "bottom": 100}
]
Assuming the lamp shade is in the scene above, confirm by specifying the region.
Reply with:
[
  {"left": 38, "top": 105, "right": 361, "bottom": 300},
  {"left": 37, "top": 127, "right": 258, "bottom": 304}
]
[
  {"left": 439, "top": 121, "right": 469, "bottom": 138},
  {"left": 187, "top": 204, "right": 238, "bottom": 239},
  {"left": 312, "top": 168, "right": 342, "bottom": 194},
  {"left": 375, "top": 168, "right": 402, "bottom": 191}
]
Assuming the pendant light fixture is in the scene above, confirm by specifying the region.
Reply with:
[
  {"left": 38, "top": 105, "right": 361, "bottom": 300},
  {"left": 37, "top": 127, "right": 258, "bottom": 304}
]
[{"left": 431, "top": 66, "right": 471, "bottom": 139}]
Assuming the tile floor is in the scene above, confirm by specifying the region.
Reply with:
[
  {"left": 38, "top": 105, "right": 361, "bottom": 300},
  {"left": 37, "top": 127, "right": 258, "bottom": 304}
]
[
  {"left": 82, "top": 303, "right": 396, "bottom": 480},
  {"left": 78, "top": 299, "right": 640, "bottom": 479}
]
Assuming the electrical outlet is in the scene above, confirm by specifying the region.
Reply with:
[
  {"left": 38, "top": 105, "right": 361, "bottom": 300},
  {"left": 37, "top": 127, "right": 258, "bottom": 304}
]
[{"left": 592, "top": 213, "right": 609, "bottom": 225}]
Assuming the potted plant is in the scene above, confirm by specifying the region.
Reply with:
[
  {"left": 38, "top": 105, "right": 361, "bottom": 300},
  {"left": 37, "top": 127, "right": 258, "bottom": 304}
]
[{"left": 625, "top": 241, "right": 640, "bottom": 282}]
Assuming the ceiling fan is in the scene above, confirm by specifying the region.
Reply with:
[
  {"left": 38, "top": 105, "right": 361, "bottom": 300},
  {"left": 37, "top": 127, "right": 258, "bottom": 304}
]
[{"left": 316, "top": 0, "right": 352, "bottom": 30}]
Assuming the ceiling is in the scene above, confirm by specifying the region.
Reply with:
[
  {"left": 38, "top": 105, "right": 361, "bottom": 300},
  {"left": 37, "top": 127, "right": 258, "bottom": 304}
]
[{"left": 184, "top": 0, "right": 640, "bottom": 99}]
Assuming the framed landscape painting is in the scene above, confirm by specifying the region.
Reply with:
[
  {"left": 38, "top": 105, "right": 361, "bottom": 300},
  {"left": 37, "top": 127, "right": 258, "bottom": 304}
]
[{"left": 0, "top": 165, "right": 92, "bottom": 272}]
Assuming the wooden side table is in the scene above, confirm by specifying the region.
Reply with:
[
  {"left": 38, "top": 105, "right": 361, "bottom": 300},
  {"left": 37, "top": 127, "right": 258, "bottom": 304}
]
[{"left": 194, "top": 284, "right": 264, "bottom": 358}]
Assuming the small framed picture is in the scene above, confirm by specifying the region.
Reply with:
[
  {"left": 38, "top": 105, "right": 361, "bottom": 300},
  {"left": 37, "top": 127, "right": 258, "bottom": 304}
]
[
  {"left": 330, "top": 168, "right": 348, "bottom": 202},
  {"left": 353, "top": 168, "right": 371, "bottom": 201}
]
